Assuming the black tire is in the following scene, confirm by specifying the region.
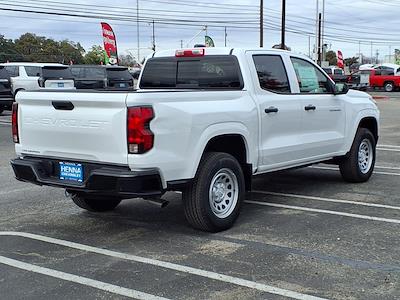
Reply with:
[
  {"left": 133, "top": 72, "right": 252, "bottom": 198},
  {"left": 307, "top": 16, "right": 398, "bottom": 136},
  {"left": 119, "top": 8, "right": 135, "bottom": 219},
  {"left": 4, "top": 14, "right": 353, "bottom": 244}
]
[
  {"left": 69, "top": 192, "right": 122, "bottom": 212},
  {"left": 339, "top": 128, "right": 376, "bottom": 183},
  {"left": 0, "top": 106, "right": 4, "bottom": 115},
  {"left": 384, "top": 82, "right": 394, "bottom": 92},
  {"left": 183, "top": 152, "right": 245, "bottom": 232}
]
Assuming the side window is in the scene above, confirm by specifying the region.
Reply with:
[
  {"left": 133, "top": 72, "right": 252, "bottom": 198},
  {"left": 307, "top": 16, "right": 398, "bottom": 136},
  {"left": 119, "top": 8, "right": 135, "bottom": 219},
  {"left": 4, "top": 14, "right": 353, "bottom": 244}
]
[
  {"left": 70, "top": 67, "right": 82, "bottom": 78},
  {"left": 5, "top": 66, "right": 19, "bottom": 77},
  {"left": 253, "top": 55, "right": 291, "bottom": 93},
  {"left": 25, "top": 66, "right": 42, "bottom": 77},
  {"left": 291, "top": 57, "right": 333, "bottom": 94}
]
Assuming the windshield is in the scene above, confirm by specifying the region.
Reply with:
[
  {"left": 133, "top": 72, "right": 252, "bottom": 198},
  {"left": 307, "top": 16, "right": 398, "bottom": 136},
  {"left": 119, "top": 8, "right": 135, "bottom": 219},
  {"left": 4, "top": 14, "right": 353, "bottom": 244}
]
[{"left": 140, "top": 55, "right": 243, "bottom": 89}]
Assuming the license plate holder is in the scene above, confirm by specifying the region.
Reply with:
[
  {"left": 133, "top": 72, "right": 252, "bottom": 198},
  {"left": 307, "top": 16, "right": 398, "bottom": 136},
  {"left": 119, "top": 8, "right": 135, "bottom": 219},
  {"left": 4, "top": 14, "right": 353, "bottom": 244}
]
[{"left": 59, "top": 162, "right": 83, "bottom": 183}]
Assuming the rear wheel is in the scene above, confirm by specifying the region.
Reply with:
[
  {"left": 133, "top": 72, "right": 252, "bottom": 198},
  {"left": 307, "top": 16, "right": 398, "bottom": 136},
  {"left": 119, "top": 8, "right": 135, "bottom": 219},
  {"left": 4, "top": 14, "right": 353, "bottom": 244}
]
[
  {"left": 69, "top": 192, "right": 122, "bottom": 212},
  {"left": 183, "top": 152, "right": 245, "bottom": 232},
  {"left": 384, "top": 82, "right": 394, "bottom": 92},
  {"left": 339, "top": 128, "right": 376, "bottom": 183}
]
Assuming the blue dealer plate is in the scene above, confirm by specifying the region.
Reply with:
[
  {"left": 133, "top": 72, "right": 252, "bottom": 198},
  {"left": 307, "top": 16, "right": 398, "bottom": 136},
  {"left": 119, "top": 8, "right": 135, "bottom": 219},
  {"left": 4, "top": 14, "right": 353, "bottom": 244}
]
[
  {"left": 58, "top": 82, "right": 64, "bottom": 88},
  {"left": 59, "top": 162, "right": 83, "bottom": 182}
]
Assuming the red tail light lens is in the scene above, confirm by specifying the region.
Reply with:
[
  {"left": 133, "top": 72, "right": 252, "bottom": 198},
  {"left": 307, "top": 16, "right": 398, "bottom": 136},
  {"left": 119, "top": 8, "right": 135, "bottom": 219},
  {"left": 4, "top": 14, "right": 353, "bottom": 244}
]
[
  {"left": 12, "top": 103, "right": 19, "bottom": 143},
  {"left": 127, "top": 106, "right": 154, "bottom": 154},
  {"left": 175, "top": 49, "right": 205, "bottom": 57}
]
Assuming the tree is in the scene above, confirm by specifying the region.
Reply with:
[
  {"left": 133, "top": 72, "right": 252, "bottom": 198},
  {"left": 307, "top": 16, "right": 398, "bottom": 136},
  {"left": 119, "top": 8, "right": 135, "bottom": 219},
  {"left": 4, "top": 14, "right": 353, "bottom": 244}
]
[
  {"left": 84, "top": 45, "right": 105, "bottom": 65},
  {"left": 0, "top": 35, "right": 22, "bottom": 62},
  {"left": 118, "top": 54, "right": 137, "bottom": 67},
  {"left": 325, "top": 50, "right": 337, "bottom": 66},
  {"left": 344, "top": 57, "right": 359, "bottom": 67}
]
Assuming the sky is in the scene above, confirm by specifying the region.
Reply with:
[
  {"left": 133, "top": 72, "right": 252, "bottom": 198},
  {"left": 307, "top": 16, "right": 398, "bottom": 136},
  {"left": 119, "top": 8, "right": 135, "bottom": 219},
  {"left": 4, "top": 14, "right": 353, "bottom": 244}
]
[{"left": 1, "top": 0, "right": 400, "bottom": 62}]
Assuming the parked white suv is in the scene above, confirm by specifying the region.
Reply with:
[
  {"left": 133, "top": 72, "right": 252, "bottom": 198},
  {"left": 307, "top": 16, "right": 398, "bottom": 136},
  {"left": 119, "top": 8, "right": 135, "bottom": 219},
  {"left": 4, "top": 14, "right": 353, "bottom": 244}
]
[
  {"left": 11, "top": 48, "right": 379, "bottom": 232},
  {"left": 1, "top": 63, "right": 75, "bottom": 95}
]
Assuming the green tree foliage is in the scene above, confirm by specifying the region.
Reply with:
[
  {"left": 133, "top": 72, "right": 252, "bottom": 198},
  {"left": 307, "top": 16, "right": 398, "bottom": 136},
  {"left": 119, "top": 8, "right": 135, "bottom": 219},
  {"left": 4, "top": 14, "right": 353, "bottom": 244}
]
[
  {"left": 0, "top": 33, "right": 86, "bottom": 63},
  {"left": 344, "top": 57, "right": 359, "bottom": 67},
  {"left": 84, "top": 45, "right": 105, "bottom": 65},
  {"left": 0, "top": 35, "right": 23, "bottom": 62},
  {"left": 325, "top": 50, "right": 337, "bottom": 66}
]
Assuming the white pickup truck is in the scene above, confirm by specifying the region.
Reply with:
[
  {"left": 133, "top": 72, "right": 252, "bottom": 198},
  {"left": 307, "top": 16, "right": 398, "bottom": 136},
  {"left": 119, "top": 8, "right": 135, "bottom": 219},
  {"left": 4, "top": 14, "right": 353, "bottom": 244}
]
[{"left": 11, "top": 48, "right": 379, "bottom": 232}]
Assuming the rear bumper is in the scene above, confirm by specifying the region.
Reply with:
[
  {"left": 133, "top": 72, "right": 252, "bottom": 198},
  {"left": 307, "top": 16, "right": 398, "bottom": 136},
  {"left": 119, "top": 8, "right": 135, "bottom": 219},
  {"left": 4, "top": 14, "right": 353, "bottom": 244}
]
[{"left": 11, "top": 157, "right": 164, "bottom": 198}]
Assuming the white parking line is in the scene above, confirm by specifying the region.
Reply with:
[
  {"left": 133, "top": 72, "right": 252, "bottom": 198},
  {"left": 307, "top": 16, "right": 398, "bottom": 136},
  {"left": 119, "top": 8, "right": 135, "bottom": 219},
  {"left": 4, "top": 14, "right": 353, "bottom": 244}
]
[
  {"left": 0, "top": 255, "right": 169, "bottom": 300},
  {"left": 245, "top": 201, "right": 400, "bottom": 224},
  {"left": 252, "top": 190, "right": 400, "bottom": 211},
  {"left": 310, "top": 166, "right": 400, "bottom": 176},
  {"left": 0, "top": 232, "right": 327, "bottom": 300},
  {"left": 375, "top": 165, "right": 400, "bottom": 171},
  {"left": 378, "top": 144, "right": 400, "bottom": 149},
  {"left": 377, "top": 148, "right": 400, "bottom": 153}
]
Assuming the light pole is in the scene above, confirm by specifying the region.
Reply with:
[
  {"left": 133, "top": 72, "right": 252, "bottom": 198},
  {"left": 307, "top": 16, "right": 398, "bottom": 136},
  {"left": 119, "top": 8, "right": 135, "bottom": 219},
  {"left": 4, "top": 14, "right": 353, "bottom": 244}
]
[
  {"left": 260, "top": 0, "right": 264, "bottom": 47},
  {"left": 281, "top": 0, "right": 286, "bottom": 50},
  {"left": 136, "top": 0, "right": 140, "bottom": 63}
]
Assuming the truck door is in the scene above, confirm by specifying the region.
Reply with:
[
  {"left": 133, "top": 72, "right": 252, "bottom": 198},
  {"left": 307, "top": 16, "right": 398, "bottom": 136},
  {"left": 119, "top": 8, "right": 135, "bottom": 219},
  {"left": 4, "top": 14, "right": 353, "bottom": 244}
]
[
  {"left": 289, "top": 57, "right": 346, "bottom": 158},
  {"left": 248, "top": 53, "right": 304, "bottom": 170}
]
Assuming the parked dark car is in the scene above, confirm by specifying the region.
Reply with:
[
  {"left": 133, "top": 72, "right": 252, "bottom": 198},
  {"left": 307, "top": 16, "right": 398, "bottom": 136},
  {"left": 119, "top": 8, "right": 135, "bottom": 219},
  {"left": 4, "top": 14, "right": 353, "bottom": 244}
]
[
  {"left": 0, "top": 66, "right": 14, "bottom": 114},
  {"left": 38, "top": 66, "right": 75, "bottom": 89},
  {"left": 70, "top": 65, "right": 134, "bottom": 90}
]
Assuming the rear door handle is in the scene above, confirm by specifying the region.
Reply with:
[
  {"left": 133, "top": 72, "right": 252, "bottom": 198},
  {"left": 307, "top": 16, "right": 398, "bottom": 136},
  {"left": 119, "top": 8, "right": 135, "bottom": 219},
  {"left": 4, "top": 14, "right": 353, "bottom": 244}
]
[
  {"left": 304, "top": 105, "right": 316, "bottom": 111},
  {"left": 265, "top": 106, "right": 279, "bottom": 114},
  {"left": 52, "top": 101, "right": 74, "bottom": 111}
]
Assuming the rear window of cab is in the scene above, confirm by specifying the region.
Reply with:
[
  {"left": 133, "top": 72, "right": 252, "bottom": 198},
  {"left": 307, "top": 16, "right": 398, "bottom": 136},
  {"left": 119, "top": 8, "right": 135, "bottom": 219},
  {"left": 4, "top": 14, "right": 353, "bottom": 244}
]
[{"left": 140, "top": 55, "right": 243, "bottom": 90}]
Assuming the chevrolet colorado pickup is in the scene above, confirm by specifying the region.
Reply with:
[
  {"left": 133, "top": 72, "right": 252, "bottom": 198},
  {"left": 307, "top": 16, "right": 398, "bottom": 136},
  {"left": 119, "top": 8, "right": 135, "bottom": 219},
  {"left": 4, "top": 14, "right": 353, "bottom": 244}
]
[{"left": 11, "top": 48, "right": 380, "bottom": 232}]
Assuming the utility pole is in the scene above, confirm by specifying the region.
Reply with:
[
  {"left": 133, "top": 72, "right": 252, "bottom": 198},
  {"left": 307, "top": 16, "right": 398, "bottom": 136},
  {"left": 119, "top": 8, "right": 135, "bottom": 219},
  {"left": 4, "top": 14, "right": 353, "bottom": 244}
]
[
  {"left": 260, "top": 0, "right": 264, "bottom": 47},
  {"left": 317, "top": 13, "right": 322, "bottom": 65},
  {"left": 136, "top": 0, "right": 140, "bottom": 63},
  {"left": 151, "top": 20, "right": 156, "bottom": 52},
  {"left": 308, "top": 36, "right": 311, "bottom": 58},
  {"left": 180, "top": 40, "right": 183, "bottom": 48},
  {"left": 224, "top": 27, "right": 227, "bottom": 47},
  {"left": 389, "top": 45, "right": 392, "bottom": 63},
  {"left": 321, "top": 0, "right": 325, "bottom": 61},
  {"left": 315, "top": 0, "right": 319, "bottom": 63},
  {"left": 370, "top": 42, "right": 373, "bottom": 64},
  {"left": 359, "top": 41, "right": 361, "bottom": 64},
  {"left": 281, "top": 0, "right": 286, "bottom": 50}
]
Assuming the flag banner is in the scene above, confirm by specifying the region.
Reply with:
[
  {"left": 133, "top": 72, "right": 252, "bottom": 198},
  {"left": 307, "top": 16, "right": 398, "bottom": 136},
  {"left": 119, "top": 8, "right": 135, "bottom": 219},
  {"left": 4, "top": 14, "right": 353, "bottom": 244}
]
[
  {"left": 337, "top": 50, "right": 344, "bottom": 69},
  {"left": 205, "top": 36, "right": 215, "bottom": 48},
  {"left": 101, "top": 22, "right": 118, "bottom": 65}
]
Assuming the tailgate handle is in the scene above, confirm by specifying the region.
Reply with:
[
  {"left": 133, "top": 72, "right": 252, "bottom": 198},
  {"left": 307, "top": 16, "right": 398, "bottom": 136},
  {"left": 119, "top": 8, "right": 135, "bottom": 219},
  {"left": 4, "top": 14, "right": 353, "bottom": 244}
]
[{"left": 52, "top": 101, "right": 74, "bottom": 111}]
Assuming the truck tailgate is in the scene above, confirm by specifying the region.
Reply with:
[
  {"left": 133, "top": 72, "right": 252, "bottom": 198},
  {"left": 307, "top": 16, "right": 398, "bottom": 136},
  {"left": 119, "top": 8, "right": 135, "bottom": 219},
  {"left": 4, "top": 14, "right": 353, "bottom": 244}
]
[{"left": 16, "top": 91, "right": 129, "bottom": 165}]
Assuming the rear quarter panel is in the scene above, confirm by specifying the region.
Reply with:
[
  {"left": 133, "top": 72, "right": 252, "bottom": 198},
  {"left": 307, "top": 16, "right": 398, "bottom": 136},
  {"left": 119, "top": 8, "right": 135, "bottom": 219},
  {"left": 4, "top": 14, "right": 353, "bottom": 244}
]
[{"left": 126, "top": 90, "right": 259, "bottom": 184}]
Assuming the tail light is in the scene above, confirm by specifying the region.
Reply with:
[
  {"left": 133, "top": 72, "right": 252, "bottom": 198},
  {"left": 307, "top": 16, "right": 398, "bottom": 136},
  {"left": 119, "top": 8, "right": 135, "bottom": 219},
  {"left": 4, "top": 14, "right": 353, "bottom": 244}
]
[
  {"left": 127, "top": 106, "right": 154, "bottom": 154},
  {"left": 12, "top": 103, "right": 19, "bottom": 143}
]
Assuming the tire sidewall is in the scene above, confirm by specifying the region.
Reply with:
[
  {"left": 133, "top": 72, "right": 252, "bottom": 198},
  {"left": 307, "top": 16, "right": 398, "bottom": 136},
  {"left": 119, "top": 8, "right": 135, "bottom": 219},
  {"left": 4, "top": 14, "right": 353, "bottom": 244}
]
[
  {"left": 197, "top": 154, "right": 245, "bottom": 230},
  {"left": 353, "top": 129, "right": 376, "bottom": 180}
]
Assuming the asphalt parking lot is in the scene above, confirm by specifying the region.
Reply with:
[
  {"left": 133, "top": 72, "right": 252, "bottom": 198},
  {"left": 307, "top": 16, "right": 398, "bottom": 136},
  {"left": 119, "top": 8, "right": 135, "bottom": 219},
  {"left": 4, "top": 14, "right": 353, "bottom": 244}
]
[{"left": 0, "top": 93, "right": 399, "bottom": 300}]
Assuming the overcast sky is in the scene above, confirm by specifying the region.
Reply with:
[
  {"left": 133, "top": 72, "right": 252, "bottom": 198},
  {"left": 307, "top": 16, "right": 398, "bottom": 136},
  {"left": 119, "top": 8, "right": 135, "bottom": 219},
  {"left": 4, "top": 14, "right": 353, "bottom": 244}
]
[{"left": 1, "top": 0, "right": 399, "bottom": 61}]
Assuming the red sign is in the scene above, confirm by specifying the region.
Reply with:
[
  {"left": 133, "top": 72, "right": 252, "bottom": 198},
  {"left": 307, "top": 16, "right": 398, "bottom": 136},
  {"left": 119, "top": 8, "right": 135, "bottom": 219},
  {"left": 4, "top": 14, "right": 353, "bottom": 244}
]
[
  {"left": 101, "top": 22, "right": 118, "bottom": 65},
  {"left": 337, "top": 50, "right": 344, "bottom": 69}
]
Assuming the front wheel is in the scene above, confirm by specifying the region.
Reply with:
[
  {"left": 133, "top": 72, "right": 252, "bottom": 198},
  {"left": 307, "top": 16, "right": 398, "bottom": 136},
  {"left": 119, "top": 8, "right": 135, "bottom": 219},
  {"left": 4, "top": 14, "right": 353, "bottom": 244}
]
[
  {"left": 69, "top": 192, "right": 122, "bottom": 212},
  {"left": 339, "top": 128, "right": 376, "bottom": 183},
  {"left": 183, "top": 152, "right": 245, "bottom": 232}
]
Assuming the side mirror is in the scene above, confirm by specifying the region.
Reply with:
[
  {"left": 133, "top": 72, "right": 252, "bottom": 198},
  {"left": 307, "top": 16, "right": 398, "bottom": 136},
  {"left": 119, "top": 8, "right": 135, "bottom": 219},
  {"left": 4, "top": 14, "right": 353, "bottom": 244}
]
[{"left": 334, "top": 83, "right": 349, "bottom": 95}]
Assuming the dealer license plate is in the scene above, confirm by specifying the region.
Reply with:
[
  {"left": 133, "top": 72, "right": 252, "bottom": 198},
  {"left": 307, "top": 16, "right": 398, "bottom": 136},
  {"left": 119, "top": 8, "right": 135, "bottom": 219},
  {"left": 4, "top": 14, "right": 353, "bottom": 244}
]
[{"left": 59, "top": 162, "right": 83, "bottom": 182}]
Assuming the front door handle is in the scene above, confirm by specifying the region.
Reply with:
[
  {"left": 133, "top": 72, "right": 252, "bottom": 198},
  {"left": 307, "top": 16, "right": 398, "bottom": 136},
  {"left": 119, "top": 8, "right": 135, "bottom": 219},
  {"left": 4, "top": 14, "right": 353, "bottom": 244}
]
[
  {"left": 304, "top": 105, "right": 316, "bottom": 111},
  {"left": 265, "top": 106, "right": 279, "bottom": 114}
]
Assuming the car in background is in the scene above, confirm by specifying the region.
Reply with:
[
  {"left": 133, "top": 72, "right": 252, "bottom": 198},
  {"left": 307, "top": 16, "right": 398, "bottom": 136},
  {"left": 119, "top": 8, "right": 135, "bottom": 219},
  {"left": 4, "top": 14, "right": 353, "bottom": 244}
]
[
  {"left": 0, "top": 66, "right": 14, "bottom": 114},
  {"left": 369, "top": 69, "right": 400, "bottom": 92},
  {"left": 0, "top": 63, "right": 75, "bottom": 95},
  {"left": 322, "top": 66, "right": 348, "bottom": 83},
  {"left": 347, "top": 70, "right": 371, "bottom": 90},
  {"left": 70, "top": 65, "right": 134, "bottom": 90}
]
